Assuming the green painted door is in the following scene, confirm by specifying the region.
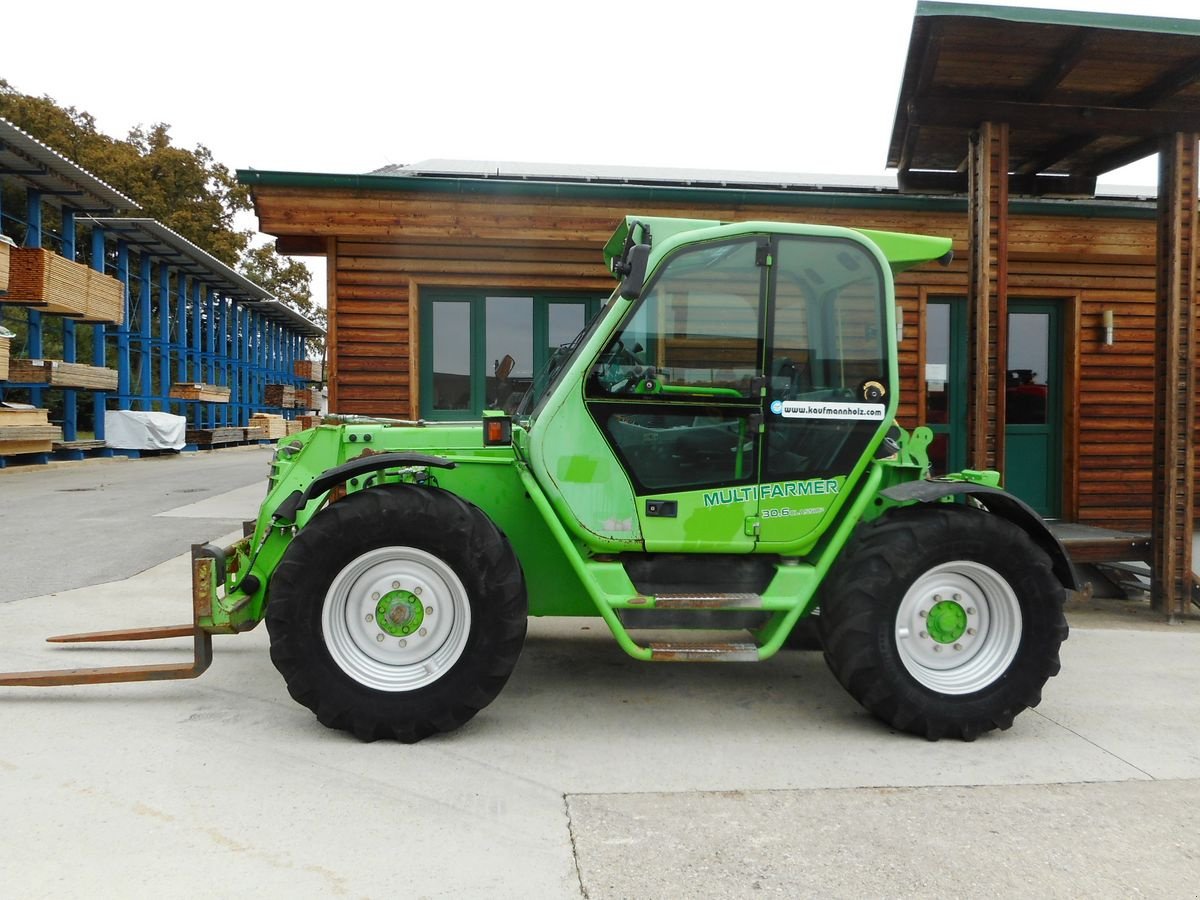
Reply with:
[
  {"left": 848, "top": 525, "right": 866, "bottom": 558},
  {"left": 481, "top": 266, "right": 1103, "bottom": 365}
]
[
  {"left": 924, "top": 298, "right": 1062, "bottom": 516},
  {"left": 1004, "top": 301, "right": 1062, "bottom": 517}
]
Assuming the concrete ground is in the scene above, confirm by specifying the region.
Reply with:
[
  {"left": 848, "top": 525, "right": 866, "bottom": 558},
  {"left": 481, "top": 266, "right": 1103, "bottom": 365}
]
[{"left": 1, "top": 453, "right": 1198, "bottom": 898}]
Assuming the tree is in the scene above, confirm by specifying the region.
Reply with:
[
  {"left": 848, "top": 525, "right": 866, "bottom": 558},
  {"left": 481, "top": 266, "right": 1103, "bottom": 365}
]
[
  {"left": 240, "top": 241, "right": 324, "bottom": 355},
  {"left": 0, "top": 79, "right": 306, "bottom": 285}
]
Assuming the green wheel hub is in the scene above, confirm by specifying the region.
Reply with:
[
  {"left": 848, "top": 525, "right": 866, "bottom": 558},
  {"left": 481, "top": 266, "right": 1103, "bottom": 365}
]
[
  {"left": 376, "top": 590, "right": 425, "bottom": 637},
  {"left": 926, "top": 599, "right": 967, "bottom": 644}
]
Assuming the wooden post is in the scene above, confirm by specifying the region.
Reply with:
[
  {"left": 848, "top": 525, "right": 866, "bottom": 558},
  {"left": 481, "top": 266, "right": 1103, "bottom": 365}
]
[
  {"left": 1151, "top": 132, "right": 1199, "bottom": 621},
  {"left": 966, "top": 122, "right": 1010, "bottom": 471}
]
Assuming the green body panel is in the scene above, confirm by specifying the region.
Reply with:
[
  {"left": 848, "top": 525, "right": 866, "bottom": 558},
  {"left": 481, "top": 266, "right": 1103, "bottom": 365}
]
[
  {"left": 196, "top": 216, "right": 990, "bottom": 662},
  {"left": 530, "top": 380, "right": 643, "bottom": 549}
]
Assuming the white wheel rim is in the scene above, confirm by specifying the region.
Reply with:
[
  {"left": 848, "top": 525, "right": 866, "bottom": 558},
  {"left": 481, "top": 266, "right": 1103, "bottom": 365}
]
[
  {"left": 894, "top": 560, "right": 1022, "bottom": 695},
  {"left": 322, "top": 546, "right": 471, "bottom": 692}
]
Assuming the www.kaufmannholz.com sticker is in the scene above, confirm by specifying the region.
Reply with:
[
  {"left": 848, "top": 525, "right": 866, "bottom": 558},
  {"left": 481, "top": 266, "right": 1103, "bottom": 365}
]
[{"left": 771, "top": 400, "right": 885, "bottom": 420}]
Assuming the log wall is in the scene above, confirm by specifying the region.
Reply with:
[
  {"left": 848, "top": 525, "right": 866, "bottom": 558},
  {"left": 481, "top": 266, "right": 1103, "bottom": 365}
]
[{"left": 252, "top": 184, "right": 1164, "bottom": 531}]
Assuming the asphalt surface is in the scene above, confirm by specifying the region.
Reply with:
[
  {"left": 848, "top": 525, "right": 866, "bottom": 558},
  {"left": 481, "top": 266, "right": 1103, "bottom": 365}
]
[
  {"left": 0, "top": 446, "right": 272, "bottom": 603},
  {"left": 1, "top": 449, "right": 1198, "bottom": 898}
]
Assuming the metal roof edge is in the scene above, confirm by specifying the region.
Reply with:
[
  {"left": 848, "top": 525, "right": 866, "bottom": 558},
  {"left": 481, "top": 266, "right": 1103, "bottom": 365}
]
[
  {"left": 914, "top": 1, "right": 1200, "bottom": 37},
  {"left": 238, "top": 168, "right": 1158, "bottom": 221},
  {"left": 0, "top": 117, "right": 141, "bottom": 213}
]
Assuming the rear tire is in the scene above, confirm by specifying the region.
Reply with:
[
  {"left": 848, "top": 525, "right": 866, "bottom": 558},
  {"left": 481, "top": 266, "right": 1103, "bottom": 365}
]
[
  {"left": 817, "top": 504, "right": 1067, "bottom": 741},
  {"left": 266, "top": 485, "right": 527, "bottom": 743}
]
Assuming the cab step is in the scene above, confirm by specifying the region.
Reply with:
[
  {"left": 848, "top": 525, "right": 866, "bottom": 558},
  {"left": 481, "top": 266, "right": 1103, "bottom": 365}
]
[
  {"left": 647, "top": 641, "right": 759, "bottom": 662},
  {"left": 651, "top": 592, "right": 763, "bottom": 610}
]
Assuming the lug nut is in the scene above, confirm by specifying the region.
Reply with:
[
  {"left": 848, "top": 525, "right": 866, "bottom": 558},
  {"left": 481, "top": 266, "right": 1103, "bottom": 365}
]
[
  {"left": 934, "top": 645, "right": 943, "bottom": 653},
  {"left": 414, "top": 587, "right": 423, "bottom": 596},
  {"left": 375, "top": 634, "right": 384, "bottom": 643},
  {"left": 919, "top": 631, "right": 928, "bottom": 639},
  {"left": 399, "top": 639, "right": 407, "bottom": 648},
  {"left": 419, "top": 628, "right": 427, "bottom": 637},
  {"left": 392, "top": 581, "right": 400, "bottom": 589},
  {"left": 426, "top": 606, "right": 433, "bottom": 615},
  {"left": 967, "top": 607, "right": 976, "bottom": 615},
  {"left": 918, "top": 609, "right": 927, "bottom": 618},
  {"left": 371, "top": 592, "right": 380, "bottom": 601},
  {"left": 953, "top": 593, "right": 962, "bottom": 603},
  {"left": 967, "top": 628, "right": 977, "bottom": 636},
  {"left": 954, "top": 643, "right": 963, "bottom": 651},
  {"left": 365, "top": 614, "right": 373, "bottom": 622}
]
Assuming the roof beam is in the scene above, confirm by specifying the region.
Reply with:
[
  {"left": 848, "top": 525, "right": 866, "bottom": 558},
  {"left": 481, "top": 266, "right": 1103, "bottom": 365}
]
[
  {"left": 908, "top": 97, "right": 1200, "bottom": 136},
  {"left": 1123, "top": 55, "right": 1200, "bottom": 108},
  {"left": 896, "top": 21, "right": 945, "bottom": 173},
  {"left": 898, "top": 170, "right": 1096, "bottom": 196},
  {"left": 1021, "top": 29, "right": 1091, "bottom": 101},
  {"left": 1084, "top": 136, "right": 1161, "bottom": 176}
]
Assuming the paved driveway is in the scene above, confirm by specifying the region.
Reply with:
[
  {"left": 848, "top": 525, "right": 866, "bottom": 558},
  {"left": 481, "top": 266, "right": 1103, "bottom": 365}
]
[{"left": 0, "top": 454, "right": 1197, "bottom": 898}]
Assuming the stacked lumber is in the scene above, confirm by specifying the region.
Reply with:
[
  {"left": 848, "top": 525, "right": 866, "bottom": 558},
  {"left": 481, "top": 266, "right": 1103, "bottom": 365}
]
[
  {"left": 0, "top": 235, "right": 11, "bottom": 293},
  {"left": 244, "top": 426, "right": 267, "bottom": 442},
  {"left": 186, "top": 426, "right": 243, "bottom": 447},
  {"left": 5, "top": 248, "right": 124, "bottom": 324},
  {"left": 8, "top": 358, "right": 119, "bottom": 391},
  {"left": 264, "top": 383, "right": 296, "bottom": 407},
  {"left": 294, "top": 360, "right": 323, "bottom": 382},
  {"left": 0, "top": 335, "right": 9, "bottom": 381},
  {"left": 286, "top": 419, "right": 304, "bottom": 435},
  {"left": 298, "top": 414, "right": 322, "bottom": 429},
  {"left": 169, "top": 382, "right": 231, "bottom": 403},
  {"left": 0, "top": 406, "right": 62, "bottom": 456},
  {"left": 249, "top": 413, "right": 288, "bottom": 439},
  {"left": 294, "top": 387, "right": 319, "bottom": 409}
]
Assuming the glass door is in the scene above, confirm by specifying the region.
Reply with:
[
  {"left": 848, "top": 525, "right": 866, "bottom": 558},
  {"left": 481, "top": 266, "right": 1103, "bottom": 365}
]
[{"left": 924, "top": 298, "right": 967, "bottom": 476}]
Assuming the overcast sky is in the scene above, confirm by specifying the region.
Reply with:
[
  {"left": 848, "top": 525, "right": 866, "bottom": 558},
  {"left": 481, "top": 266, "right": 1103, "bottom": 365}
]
[{"left": 4, "top": 0, "right": 1199, "bottom": 305}]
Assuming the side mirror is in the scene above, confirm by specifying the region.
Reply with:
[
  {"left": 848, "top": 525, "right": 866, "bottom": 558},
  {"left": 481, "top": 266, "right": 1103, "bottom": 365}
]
[{"left": 619, "top": 244, "right": 651, "bottom": 300}]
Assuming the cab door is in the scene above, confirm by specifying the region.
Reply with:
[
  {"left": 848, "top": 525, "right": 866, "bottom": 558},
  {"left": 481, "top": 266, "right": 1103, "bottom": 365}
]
[
  {"left": 585, "top": 236, "right": 768, "bottom": 553},
  {"left": 757, "top": 234, "right": 894, "bottom": 549}
]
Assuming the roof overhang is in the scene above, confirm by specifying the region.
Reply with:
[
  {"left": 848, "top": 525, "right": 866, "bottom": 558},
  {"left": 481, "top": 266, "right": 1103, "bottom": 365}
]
[
  {"left": 889, "top": 2, "right": 1200, "bottom": 195},
  {"left": 88, "top": 217, "right": 324, "bottom": 338},
  {"left": 0, "top": 117, "right": 139, "bottom": 213}
]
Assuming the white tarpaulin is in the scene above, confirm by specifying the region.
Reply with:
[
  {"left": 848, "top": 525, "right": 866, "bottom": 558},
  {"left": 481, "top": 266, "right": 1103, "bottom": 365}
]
[{"left": 104, "top": 409, "right": 187, "bottom": 450}]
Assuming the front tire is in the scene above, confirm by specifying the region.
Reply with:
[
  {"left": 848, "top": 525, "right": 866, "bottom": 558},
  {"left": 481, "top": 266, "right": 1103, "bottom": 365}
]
[
  {"left": 817, "top": 504, "right": 1068, "bottom": 741},
  {"left": 266, "top": 484, "right": 527, "bottom": 743}
]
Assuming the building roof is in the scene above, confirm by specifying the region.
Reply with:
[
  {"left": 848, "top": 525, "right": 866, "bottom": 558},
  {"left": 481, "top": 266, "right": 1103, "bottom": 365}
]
[
  {"left": 371, "top": 159, "right": 900, "bottom": 193},
  {"left": 240, "top": 158, "right": 1157, "bottom": 221},
  {"left": 888, "top": 1, "right": 1200, "bottom": 194},
  {"left": 0, "top": 117, "right": 140, "bottom": 213},
  {"left": 88, "top": 217, "right": 325, "bottom": 338}
]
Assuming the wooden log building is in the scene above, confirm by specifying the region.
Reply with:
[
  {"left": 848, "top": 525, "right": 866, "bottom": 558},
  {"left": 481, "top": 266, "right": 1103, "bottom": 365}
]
[{"left": 240, "top": 3, "right": 1200, "bottom": 617}]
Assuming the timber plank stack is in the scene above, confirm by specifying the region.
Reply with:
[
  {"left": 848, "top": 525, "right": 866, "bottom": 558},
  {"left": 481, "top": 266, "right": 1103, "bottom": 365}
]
[
  {"left": 8, "top": 358, "right": 119, "bottom": 391},
  {"left": 169, "top": 382, "right": 231, "bottom": 403},
  {"left": 294, "top": 360, "right": 323, "bottom": 382},
  {"left": 264, "top": 383, "right": 296, "bottom": 407},
  {"left": 244, "top": 426, "right": 267, "bottom": 442},
  {"left": 0, "top": 335, "right": 9, "bottom": 381},
  {"left": 249, "top": 413, "right": 288, "bottom": 439},
  {"left": 294, "top": 387, "right": 319, "bottom": 410},
  {"left": 0, "top": 235, "right": 11, "bottom": 292},
  {"left": 185, "top": 426, "right": 243, "bottom": 448},
  {"left": 5, "top": 248, "right": 124, "bottom": 324},
  {"left": 0, "top": 406, "right": 62, "bottom": 456}
]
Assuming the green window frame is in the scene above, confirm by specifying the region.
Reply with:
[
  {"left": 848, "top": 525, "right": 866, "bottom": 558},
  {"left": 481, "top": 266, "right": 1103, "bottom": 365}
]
[{"left": 419, "top": 289, "right": 604, "bottom": 419}]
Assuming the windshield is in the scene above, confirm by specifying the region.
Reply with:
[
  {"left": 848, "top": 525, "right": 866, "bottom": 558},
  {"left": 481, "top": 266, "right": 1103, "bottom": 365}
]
[{"left": 516, "top": 287, "right": 620, "bottom": 418}]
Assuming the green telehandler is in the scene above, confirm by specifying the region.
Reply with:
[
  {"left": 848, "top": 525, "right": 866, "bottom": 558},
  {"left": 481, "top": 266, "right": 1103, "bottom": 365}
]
[{"left": 0, "top": 216, "right": 1073, "bottom": 742}]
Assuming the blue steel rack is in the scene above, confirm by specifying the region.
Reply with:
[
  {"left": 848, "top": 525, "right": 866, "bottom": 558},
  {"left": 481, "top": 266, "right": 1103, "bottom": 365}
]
[{"left": 0, "top": 118, "right": 324, "bottom": 466}]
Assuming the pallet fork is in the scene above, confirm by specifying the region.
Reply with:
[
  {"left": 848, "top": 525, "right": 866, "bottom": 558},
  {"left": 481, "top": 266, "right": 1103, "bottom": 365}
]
[{"left": 0, "top": 545, "right": 218, "bottom": 686}]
